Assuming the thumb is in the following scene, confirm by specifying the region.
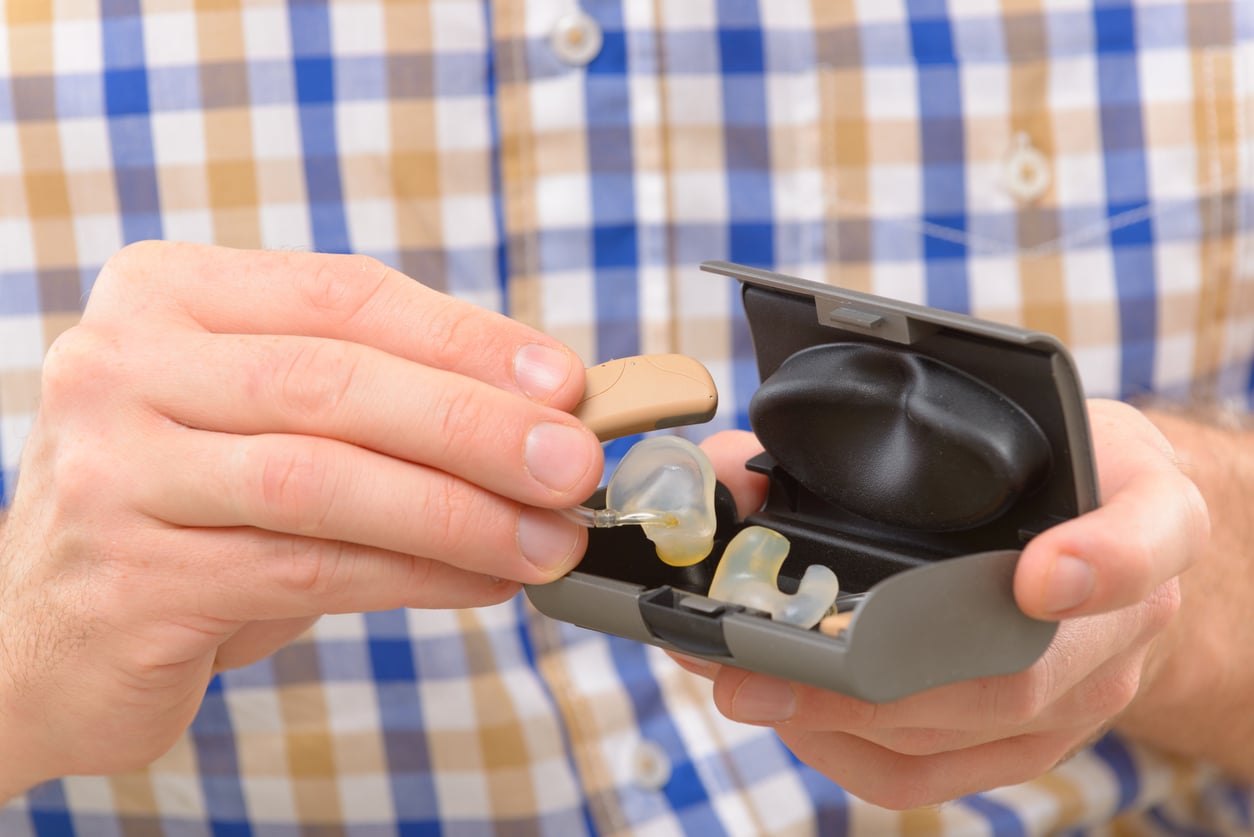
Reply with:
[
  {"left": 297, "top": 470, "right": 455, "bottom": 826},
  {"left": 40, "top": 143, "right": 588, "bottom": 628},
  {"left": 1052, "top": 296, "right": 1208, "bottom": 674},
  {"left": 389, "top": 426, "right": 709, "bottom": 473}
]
[
  {"left": 1014, "top": 400, "right": 1208, "bottom": 619},
  {"left": 699, "top": 430, "right": 769, "bottom": 519}
]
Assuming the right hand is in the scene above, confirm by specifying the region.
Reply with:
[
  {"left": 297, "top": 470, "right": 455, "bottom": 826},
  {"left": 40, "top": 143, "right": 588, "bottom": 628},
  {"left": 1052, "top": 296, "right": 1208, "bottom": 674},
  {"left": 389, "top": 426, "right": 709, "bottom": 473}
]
[
  {"left": 688, "top": 412, "right": 1208, "bottom": 808},
  {"left": 0, "top": 241, "right": 603, "bottom": 795}
]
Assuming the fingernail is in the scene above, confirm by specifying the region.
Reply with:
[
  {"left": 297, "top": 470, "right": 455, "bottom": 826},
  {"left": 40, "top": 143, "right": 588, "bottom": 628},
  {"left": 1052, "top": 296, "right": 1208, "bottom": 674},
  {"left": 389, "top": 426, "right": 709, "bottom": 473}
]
[
  {"left": 517, "top": 507, "right": 581, "bottom": 573},
  {"left": 1043, "top": 555, "right": 1095, "bottom": 615},
  {"left": 525, "top": 422, "right": 595, "bottom": 493},
  {"left": 732, "top": 676, "right": 796, "bottom": 722},
  {"left": 514, "top": 344, "right": 574, "bottom": 402}
]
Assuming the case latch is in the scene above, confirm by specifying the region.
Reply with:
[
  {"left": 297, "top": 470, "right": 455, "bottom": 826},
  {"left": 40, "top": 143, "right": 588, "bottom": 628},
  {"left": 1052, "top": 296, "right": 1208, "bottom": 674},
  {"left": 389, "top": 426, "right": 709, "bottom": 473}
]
[
  {"left": 814, "top": 297, "right": 938, "bottom": 345},
  {"left": 637, "top": 587, "right": 748, "bottom": 657}
]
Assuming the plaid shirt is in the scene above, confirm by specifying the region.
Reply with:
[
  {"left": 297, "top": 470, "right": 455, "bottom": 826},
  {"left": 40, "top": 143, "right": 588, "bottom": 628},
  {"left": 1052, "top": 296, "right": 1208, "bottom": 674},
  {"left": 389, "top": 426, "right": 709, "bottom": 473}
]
[{"left": 2, "top": 0, "right": 1253, "bottom": 833}]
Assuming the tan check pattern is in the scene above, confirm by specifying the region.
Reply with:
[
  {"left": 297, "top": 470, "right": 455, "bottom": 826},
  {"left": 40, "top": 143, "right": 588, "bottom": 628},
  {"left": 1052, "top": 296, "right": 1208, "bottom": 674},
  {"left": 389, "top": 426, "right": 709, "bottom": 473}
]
[{"left": 2, "top": 0, "right": 1254, "bottom": 834}]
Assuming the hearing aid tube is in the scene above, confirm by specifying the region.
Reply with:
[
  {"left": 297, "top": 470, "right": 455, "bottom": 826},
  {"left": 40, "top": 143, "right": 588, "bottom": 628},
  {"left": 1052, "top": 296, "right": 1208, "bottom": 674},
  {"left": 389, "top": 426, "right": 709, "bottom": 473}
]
[{"left": 560, "top": 435, "right": 718, "bottom": 567}]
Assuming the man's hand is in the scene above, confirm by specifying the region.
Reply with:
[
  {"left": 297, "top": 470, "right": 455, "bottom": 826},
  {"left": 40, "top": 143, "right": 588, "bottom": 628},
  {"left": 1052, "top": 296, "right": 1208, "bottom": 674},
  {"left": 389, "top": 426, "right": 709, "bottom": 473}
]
[
  {"left": 680, "top": 399, "right": 1212, "bottom": 809},
  {"left": 0, "top": 242, "right": 603, "bottom": 798}
]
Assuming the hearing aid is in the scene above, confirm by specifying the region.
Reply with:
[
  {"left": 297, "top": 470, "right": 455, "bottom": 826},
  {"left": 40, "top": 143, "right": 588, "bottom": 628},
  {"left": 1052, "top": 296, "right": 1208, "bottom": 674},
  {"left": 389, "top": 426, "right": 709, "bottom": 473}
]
[
  {"left": 573, "top": 354, "right": 718, "bottom": 443},
  {"left": 561, "top": 354, "right": 720, "bottom": 549}
]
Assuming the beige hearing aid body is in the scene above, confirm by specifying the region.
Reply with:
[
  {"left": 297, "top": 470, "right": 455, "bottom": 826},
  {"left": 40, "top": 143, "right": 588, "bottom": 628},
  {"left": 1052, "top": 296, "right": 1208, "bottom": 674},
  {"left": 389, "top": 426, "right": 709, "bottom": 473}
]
[
  {"left": 574, "top": 354, "right": 718, "bottom": 443},
  {"left": 560, "top": 354, "right": 719, "bottom": 536}
]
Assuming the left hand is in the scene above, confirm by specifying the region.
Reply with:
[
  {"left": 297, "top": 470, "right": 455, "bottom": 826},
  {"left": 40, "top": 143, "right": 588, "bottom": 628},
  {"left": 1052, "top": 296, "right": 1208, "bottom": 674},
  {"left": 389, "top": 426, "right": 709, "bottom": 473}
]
[{"left": 674, "top": 399, "right": 1209, "bottom": 809}]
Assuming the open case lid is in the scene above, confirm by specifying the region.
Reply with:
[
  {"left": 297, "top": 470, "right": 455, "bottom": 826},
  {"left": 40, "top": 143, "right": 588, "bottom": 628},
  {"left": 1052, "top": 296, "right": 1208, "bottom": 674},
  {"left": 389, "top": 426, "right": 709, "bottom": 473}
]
[
  {"left": 526, "top": 263, "right": 1099, "bottom": 702},
  {"left": 707, "top": 260, "right": 1099, "bottom": 567}
]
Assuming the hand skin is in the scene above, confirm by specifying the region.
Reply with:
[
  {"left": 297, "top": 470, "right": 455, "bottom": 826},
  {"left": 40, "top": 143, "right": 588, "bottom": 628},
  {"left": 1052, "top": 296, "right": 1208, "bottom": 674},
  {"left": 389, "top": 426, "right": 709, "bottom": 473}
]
[
  {"left": 0, "top": 242, "right": 603, "bottom": 800},
  {"left": 681, "top": 399, "right": 1228, "bottom": 810},
  {"left": 1113, "top": 408, "right": 1254, "bottom": 782}
]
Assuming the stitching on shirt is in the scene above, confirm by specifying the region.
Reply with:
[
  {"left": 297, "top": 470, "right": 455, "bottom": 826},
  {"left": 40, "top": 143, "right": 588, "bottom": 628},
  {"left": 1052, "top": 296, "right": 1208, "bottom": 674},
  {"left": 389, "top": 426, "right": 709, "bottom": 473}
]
[
  {"left": 822, "top": 190, "right": 1174, "bottom": 260},
  {"left": 1237, "top": 39, "right": 1254, "bottom": 281}
]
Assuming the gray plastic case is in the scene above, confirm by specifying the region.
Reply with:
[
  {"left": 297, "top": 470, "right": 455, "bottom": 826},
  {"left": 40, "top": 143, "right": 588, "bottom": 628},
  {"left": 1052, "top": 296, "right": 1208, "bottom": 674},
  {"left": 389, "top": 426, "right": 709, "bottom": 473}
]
[{"left": 525, "top": 262, "right": 1098, "bottom": 703}]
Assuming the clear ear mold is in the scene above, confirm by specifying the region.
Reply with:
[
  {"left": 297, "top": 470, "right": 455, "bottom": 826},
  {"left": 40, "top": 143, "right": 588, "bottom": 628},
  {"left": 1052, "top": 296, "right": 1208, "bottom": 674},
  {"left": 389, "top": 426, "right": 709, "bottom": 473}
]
[
  {"left": 606, "top": 436, "right": 718, "bottom": 567},
  {"left": 708, "top": 526, "right": 839, "bottom": 629},
  {"left": 562, "top": 435, "right": 718, "bottom": 567}
]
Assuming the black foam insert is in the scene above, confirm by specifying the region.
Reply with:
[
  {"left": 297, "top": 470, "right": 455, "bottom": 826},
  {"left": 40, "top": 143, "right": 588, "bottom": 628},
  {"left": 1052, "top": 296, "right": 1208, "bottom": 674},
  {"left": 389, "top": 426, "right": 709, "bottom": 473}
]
[{"left": 749, "top": 343, "right": 1052, "bottom": 532}]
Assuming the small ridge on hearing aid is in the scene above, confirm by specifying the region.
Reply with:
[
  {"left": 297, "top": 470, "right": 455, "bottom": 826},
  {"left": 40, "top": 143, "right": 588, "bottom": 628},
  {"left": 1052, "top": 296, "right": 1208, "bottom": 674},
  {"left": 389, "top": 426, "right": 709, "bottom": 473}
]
[{"left": 708, "top": 527, "right": 840, "bottom": 629}]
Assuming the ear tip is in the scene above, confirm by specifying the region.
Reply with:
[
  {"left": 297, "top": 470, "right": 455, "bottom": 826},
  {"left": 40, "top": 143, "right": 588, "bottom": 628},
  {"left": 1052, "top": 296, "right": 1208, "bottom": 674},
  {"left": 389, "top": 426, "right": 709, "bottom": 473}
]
[{"left": 708, "top": 525, "right": 838, "bottom": 630}]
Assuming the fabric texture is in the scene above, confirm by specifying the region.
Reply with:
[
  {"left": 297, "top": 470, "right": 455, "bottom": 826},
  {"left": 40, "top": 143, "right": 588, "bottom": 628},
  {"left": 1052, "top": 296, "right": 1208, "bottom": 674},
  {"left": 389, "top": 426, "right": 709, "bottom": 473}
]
[{"left": 2, "top": 0, "right": 1253, "bottom": 833}]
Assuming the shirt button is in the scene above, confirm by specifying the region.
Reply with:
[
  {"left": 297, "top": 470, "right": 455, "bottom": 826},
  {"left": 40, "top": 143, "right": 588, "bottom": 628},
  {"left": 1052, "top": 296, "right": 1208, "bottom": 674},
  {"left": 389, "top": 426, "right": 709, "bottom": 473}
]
[
  {"left": 550, "top": 10, "right": 603, "bottom": 67},
  {"left": 1004, "top": 132, "right": 1052, "bottom": 204},
  {"left": 629, "top": 739, "right": 672, "bottom": 791}
]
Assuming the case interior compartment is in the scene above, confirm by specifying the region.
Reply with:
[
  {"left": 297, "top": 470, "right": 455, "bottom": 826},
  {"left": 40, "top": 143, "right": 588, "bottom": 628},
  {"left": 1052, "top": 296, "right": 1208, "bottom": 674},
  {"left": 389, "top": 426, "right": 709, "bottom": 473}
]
[{"left": 525, "top": 262, "right": 1098, "bottom": 702}]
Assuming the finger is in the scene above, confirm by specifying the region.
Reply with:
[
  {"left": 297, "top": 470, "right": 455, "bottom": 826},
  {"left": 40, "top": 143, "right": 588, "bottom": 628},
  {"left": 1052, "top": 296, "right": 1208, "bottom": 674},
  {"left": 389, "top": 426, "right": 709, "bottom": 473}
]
[
  {"left": 141, "top": 332, "right": 603, "bottom": 507},
  {"left": 732, "top": 645, "right": 1146, "bottom": 759},
  {"left": 1015, "top": 400, "right": 1208, "bottom": 619},
  {"left": 136, "top": 430, "right": 587, "bottom": 583},
  {"left": 699, "top": 430, "right": 768, "bottom": 518},
  {"left": 667, "top": 651, "right": 724, "bottom": 680},
  {"left": 85, "top": 241, "right": 586, "bottom": 407},
  {"left": 213, "top": 617, "right": 321, "bottom": 673},
  {"left": 707, "top": 599, "right": 1171, "bottom": 736},
  {"left": 149, "top": 526, "right": 523, "bottom": 621},
  {"left": 774, "top": 725, "right": 1084, "bottom": 810}
]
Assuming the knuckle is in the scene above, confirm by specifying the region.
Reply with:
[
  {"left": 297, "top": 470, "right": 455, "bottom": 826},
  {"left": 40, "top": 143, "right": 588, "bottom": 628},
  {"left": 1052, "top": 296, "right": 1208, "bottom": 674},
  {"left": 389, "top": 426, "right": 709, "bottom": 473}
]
[
  {"left": 476, "top": 577, "right": 525, "bottom": 606},
  {"left": 421, "top": 477, "right": 482, "bottom": 556},
  {"left": 416, "top": 474, "right": 504, "bottom": 559},
  {"left": 252, "top": 441, "right": 337, "bottom": 534},
  {"left": 298, "top": 255, "right": 391, "bottom": 325},
  {"left": 279, "top": 538, "right": 352, "bottom": 597},
  {"left": 876, "top": 728, "right": 964, "bottom": 758},
  {"left": 1141, "top": 579, "right": 1181, "bottom": 635},
  {"left": 1083, "top": 665, "right": 1143, "bottom": 721},
  {"left": 36, "top": 333, "right": 134, "bottom": 515},
  {"left": 989, "top": 668, "right": 1052, "bottom": 727},
  {"left": 815, "top": 694, "right": 880, "bottom": 732},
  {"left": 395, "top": 557, "right": 438, "bottom": 607},
  {"left": 96, "top": 239, "right": 163, "bottom": 285},
  {"left": 1084, "top": 519, "right": 1159, "bottom": 603},
  {"left": 110, "top": 238, "right": 168, "bottom": 264},
  {"left": 41, "top": 326, "right": 114, "bottom": 406},
  {"left": 424, "top": 295, "right": 486, "bottom": 371},
  {"left": 433, "top": 384, "right": 495, "bottom": 461},
  {"left": 90, "top": 240, "right": 177, "bottom": 312},
  {"left": 276, "top": 339, "right": 360, "bottom": 422},
  {"left": 48, "top": 434, "right": 114, "bottom": 519}
]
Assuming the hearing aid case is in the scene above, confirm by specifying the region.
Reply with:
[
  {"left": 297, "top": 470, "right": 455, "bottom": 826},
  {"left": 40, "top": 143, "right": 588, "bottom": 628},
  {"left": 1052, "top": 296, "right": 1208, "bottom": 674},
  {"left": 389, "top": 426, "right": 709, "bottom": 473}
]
[{"left": 526, "top": 262, "right": 1098, "bottom": 703}]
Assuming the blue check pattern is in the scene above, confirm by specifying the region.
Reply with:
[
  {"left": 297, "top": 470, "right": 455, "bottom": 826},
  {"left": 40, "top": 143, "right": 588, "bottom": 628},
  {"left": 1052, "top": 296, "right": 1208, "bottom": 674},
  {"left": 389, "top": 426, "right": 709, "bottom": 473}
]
[{"left": 3, "top": 0, "right": 1254, "bottom": 834}]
